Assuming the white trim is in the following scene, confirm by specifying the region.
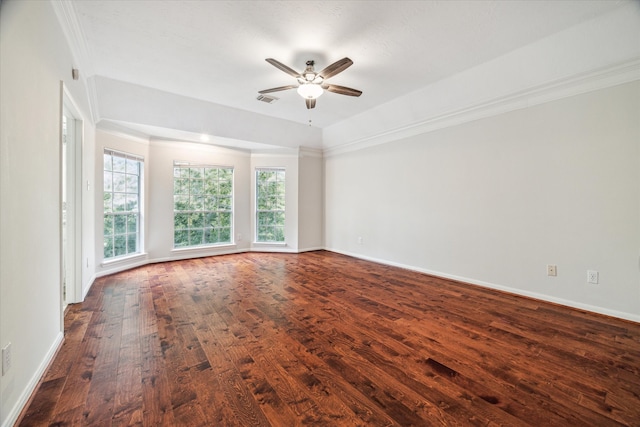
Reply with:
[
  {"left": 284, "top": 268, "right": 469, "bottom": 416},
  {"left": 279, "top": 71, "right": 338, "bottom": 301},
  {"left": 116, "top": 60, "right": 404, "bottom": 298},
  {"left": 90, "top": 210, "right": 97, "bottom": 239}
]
[
  {"left": 97, "top": 125, "right": 150, "bottom": 145},
  {"left": 326, "top": 248, "right": 640, "bottom": 324},
  {"left": 299, "top": 147, "right": 323, "bottom": 158},
  {"left": 50, "top": 1, "right": 94, "bottom": 77},
  {"left": 251, "top": 149, "right": 300, "bottom": 158},
  {"left": 170, "top": 244, "right": 238, "bottom": 256},
  {"left": 150, "top": 137, "right": 252, "bottom": 157},
  {"left": 250, "top": 246, "right": 297, "bottom": 253},
  {"left": 100, "top": 252, "right": 148, "bottom": 268},
  {"left": 297, "top": 246, "right": 325, "bottom": 253},
  {"left": 1, "top": 332, "right": 64, "bottom": 427},
  {"left": 324, "top": 59, "right": 640, "bottom": 157},
  {"left": 83, "top": 273, "right": 97, "bottom": 300}
]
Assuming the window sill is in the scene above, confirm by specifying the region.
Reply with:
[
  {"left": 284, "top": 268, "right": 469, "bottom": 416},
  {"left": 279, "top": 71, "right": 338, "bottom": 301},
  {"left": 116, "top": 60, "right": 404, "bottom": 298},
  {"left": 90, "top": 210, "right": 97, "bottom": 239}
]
[
  {"left": 101, "top": 252, "right": 148, "bottom": 268},
  {"left": 252, "top": 241, "right": 287, "bottom": 246},
  {"left": 171, "top": 243, "right": 238, "bottom": 254}
]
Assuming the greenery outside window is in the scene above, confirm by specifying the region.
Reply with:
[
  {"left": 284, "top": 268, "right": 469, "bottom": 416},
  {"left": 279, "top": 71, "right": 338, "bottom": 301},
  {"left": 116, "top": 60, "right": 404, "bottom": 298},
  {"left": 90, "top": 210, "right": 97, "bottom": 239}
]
[
  {"left": 174, "top": 163, "right": 233, "bottom": 248},
  {"left": 103, "top": 149, "right": 142, "bottom": 259},
  {"left": 256, "top": 168, "right": 285, "bottom": 242}
]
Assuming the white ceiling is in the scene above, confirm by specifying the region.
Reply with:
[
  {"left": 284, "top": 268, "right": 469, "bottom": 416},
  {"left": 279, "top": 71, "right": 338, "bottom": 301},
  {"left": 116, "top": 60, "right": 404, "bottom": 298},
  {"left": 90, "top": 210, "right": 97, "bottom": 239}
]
[{"left": 68, "top": 0, "right": 632, "bottom": 148}]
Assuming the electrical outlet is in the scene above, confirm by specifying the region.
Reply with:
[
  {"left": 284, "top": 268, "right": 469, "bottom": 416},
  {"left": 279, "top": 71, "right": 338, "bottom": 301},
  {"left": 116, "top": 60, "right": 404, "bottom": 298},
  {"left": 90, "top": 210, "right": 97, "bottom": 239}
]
[
  {"left": 2, "top": 342, "right": 11, "bottom": 375},
  {"left": 547, "top": 265, "right": 557, "bottom": 276},
  {"left": 237, "top": 233, "right": 243, "bottom": 242},
  {"left": 587, "top": 270, "right": 599, "bottom": 284},
  {"left": 357, "top": 236, "right": 363, "bottom": 245}
]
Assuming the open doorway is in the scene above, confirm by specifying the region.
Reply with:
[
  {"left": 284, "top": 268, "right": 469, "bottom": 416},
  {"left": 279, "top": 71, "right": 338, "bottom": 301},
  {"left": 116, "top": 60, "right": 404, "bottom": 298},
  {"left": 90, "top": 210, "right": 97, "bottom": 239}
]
[{"left": 61, "top": 84, "right": 83, "bottom": 311}]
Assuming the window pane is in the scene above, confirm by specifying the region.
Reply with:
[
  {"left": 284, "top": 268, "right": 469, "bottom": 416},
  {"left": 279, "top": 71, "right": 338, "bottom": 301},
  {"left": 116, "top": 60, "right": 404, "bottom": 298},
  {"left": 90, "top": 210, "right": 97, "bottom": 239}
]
[
  {"left": 114, "top": 235, "right": 127, "bottom": 256},
  {"left": 175, "top": 178, "right": 189, "bottom": 195},
  {"left": 127, "top": 233, "right": 137, "bottom": 253},
  {"left": 104, "top": 237, "right": 113, "bottom": 259},
  {"left": 126, "top": 175, "right": 138, "bottom": 193},
  {"left": 273, "top": 227, "right": 285, "bottom": 242},
  {"left": 256, "top": 168, "right": 285, "bottom": 242},
  {"left": 219, "top": 227, "right": 231, "bottom": 243},
  {"left": 126, "top": 158, "right": 139, "bottom": 175},
  {"left": 113, "top": 194, "right": 126, "bottom": 212},
  {"left": 219, "top": 212, "right": 231, "bottom": 227},
  {"left": 190, "top": 195, "right": 204, "bottom": 211},
  {"left": 104, "top": 215, "right": 114, "bottom": 237},
  {"left": 113, "top": 156, "right": 125, "bottom": 173},
  {"left": 174, "top": 195, "right": 189, "bottom": 211},
  {"left": 219, "top": 168, "right": 232, "bottom": 181},
  {"left": 103, "top": 171, "right": 112, "bottom": 191},
  {"left": 190, "top": 168, "right": 203, "bottom": 179},
  {"left": 126, "top": 194, "right": 138, "bottom": 212},
  {"left": 204, "top": 228, "right": 218, "bottom": 244},
  {"left": 218, "top": 196, "right": 231, "bottom": 211},
  {"left": 219, "top": 180, "right": 232, "bottom": 196},
  {"left": 176, "top": 167, "right": 189, "bottom": 178},
  {"left": 274, "top": 211, "right": 285, "bottom": 226},
  {"left": 189, "top": 228, "right": 204, "bottom": 246},
  {"left": 190, "top": 179, "right": 203, "bottom": 195},
  {"left": 204, "top": 168, "right": 218, "bottom": 181},
  {"left": 103, "top": 150, "right": 142, "bottom": 260},
  {"left": 204, "top": 196, "right": 217, "bottom": 211},
  {"left": 113, "top": 172, "right": 126, "bottom": 192},
  {"left": 114, "top": 215, "right": 127, "bottom": 234},
  {"left": 174, "top": 230, "right": 189, "bottom": 247},
  {"left": 173, "top": 163, "right": 234, "bottom": 248},
  {"left": 190, "top": 212, "right": 204, "bottom": 228},
  {"left": 127, "top": 214, "right": 138, "bottom": 233},
  {"left": 174, "top": 213, "right": 189, "bottom": 230},
  {"left": 205, "top": 212, "right": 218, "bottom": 227},
  {"left": 103, "top": 193, "right": 112, "bottom": 213}
]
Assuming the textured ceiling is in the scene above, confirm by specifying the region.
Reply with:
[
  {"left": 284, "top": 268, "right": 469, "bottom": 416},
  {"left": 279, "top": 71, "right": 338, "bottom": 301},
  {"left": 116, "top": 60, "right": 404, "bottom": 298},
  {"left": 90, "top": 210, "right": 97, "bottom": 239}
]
[{"left": 70, "top": 0, "right": 630, "bottom": 145}]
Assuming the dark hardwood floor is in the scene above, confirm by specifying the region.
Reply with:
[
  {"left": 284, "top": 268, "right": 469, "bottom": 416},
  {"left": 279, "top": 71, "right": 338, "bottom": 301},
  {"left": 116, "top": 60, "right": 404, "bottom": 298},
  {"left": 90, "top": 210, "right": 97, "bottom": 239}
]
[{"left": 19, "top": 251, "right": 640, "bottom": 426}]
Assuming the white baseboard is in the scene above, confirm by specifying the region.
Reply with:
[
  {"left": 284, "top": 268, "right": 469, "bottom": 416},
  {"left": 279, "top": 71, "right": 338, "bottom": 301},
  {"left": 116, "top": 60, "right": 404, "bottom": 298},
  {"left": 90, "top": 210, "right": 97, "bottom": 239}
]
[
  {"left": 326, "top": 248, "right": 640, "bottom": 324},
  {"left": 2, "top": 332, "right": 64, "bottom": 427}
]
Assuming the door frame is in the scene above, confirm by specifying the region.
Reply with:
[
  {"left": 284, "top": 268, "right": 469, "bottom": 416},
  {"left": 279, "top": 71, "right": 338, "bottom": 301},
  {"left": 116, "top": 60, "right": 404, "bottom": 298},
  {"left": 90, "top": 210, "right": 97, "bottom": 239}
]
[{"left": 60, "top": 82, "right": 84, "bottom": 315}]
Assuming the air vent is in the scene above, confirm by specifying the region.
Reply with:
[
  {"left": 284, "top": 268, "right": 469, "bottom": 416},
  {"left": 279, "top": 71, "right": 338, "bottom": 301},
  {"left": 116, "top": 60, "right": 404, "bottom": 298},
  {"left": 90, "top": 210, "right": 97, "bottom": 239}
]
[{"left": 257, "top": 94, "right": 279, "bottom": 104}]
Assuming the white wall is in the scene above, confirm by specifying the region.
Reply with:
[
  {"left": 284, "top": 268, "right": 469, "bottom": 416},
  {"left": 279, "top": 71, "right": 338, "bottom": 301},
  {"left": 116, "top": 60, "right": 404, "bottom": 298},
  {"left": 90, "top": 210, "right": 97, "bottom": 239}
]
[
  {"left": 325, "top": 81, "right": 640, "bottom": 321},
  {"left": 0, "top": 1, "right": 96, "bottom": 425},
  {"left": 299, "top": 150, "right": 324, "bottom": 251}
]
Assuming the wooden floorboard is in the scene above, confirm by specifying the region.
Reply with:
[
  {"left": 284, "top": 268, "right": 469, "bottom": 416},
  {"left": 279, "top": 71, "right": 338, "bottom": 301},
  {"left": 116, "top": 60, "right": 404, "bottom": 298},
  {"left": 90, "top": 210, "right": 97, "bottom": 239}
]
[{"left": 19, "top": 251, "right": 640, "bottom": 426}]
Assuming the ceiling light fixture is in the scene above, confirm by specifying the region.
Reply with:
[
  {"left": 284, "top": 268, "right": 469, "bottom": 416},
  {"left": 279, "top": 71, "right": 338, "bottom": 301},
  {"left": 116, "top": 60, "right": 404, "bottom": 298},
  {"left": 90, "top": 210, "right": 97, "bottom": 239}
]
[
  {"left": 259, "top": 57, "right": 362, "bottom": 109},
  {"left": 297, "top": 83, "right": 324, "bottom": 99}
]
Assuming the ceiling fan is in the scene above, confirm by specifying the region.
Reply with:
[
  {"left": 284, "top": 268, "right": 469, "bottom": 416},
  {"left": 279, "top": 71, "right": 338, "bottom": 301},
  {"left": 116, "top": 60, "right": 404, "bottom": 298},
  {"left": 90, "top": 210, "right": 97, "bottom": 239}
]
[{"left": 258, "top": 57, "right": 362, "bottom": 109}]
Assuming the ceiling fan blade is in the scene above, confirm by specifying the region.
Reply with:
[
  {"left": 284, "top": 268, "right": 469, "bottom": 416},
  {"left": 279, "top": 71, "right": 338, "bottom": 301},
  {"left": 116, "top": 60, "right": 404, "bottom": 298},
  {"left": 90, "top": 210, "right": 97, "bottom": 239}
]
[
  {"left": 323, "top": 84, "right": 362, "bottom": 97},
  {"left": 258, "top": 85, "right": 298, "bottom": 94},
  {"left": 318, "top": 57, "right": 353, "bottom": 79},
  {"left": 305, "top": 98, "right": 316, "bottom": 109},
  {"left": 265, "top": 58, "right": 301, "bottom": 78}
]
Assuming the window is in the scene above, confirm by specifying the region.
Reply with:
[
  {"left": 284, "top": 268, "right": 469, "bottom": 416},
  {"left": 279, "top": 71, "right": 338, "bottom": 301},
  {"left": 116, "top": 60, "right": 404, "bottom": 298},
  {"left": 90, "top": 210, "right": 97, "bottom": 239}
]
[
  {"left": 174, "top": 163, "right": 233, "bottom": 248},
  {"left": 103, "top": 149, "right": 142, "bottom": 259},
  {"left": 256, "top": 168, "right": 285, "bottom": 242}
]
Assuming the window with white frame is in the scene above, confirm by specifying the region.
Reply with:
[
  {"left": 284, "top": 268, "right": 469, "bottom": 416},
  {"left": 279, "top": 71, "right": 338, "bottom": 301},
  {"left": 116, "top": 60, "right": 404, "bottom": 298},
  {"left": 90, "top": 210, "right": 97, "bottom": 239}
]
[
  {"left": 255, "top": 168, "right": 285, "bottom": 242},
  {"left": 174, "top": 163, "right": 233, "bottom": 248},
  {"left": 103, "top": 149, "right": 143, "bottom": 259}
]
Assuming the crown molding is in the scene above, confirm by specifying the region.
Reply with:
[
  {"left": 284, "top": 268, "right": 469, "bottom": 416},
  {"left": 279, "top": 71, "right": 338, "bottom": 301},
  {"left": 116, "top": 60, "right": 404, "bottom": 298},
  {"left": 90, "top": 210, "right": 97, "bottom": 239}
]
[
  {"left": 324, "top": 58, "right": 640, "bottom": 158},
  {"left": 51, "top": 0, "right": 100, "bottom": 122}
]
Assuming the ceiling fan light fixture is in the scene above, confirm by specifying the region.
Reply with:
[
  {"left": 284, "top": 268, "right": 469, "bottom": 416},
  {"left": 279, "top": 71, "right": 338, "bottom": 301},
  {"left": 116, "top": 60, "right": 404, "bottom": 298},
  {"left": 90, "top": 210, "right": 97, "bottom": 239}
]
[{"left": 297, "top": 83, "right": 324, "bottom": 99}]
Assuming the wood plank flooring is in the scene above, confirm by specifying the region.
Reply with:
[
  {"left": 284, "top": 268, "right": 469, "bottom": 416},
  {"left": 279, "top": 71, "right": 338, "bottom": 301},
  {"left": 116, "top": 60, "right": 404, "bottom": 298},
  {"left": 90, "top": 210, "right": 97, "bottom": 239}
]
[{"left": 19, "top": 251, "right": 640, "bottom": 426}]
